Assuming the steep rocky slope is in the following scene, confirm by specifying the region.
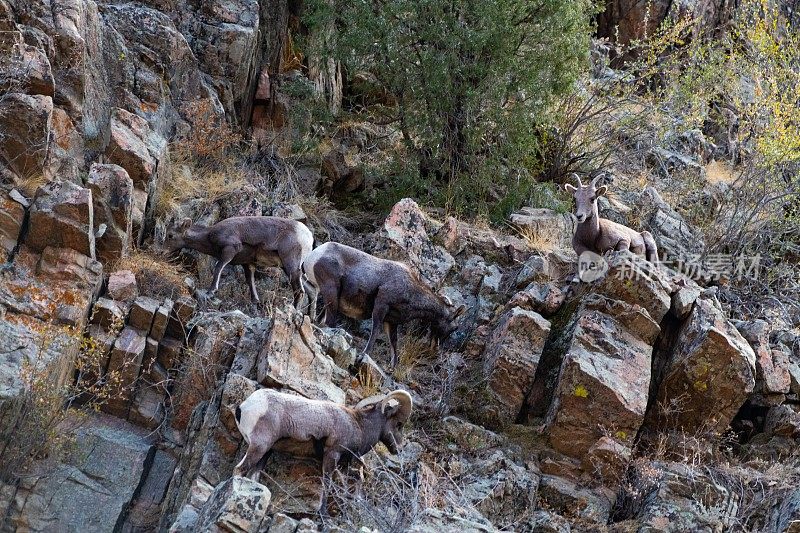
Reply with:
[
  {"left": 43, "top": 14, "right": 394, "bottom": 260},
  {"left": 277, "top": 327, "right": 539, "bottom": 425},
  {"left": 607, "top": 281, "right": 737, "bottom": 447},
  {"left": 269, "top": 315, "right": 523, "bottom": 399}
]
[{"left": 1, "top": 1, "right": 799, "bottom": 532}]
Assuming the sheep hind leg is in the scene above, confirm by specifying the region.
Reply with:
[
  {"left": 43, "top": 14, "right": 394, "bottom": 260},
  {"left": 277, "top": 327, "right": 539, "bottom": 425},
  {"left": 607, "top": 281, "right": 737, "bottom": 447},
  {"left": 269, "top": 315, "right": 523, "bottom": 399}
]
[
  {"left": 641, "top": 231, "right": 659, "bottom": 263},
  {"left": 233, "top": 441, "right": 273, "bottom": 480}
]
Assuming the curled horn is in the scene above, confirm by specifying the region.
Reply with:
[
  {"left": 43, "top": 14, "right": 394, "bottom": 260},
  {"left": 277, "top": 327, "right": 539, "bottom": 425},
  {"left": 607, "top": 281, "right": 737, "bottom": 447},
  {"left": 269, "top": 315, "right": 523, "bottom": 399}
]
[
  {"left": 380, "top": 390, "right": 413, "bottom": 421},
  {"left": 570, "top": 173, "right": 584, "bottom": 188},
  {"left": 591, "top": 173, "right": 604, "bottom": 187}
]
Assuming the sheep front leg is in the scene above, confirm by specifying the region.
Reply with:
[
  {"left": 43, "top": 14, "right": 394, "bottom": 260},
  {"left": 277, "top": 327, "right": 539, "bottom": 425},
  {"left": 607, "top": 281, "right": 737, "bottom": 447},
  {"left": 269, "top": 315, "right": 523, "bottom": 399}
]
[
  {"left": 614, "top": 238, "right": 631, "bottom": 252},
  {"left": 363, "top": 298, "right": 389, "bottom": 358},
  {"left": 319, "top": 448, "right": 342, "bottom": 518}
]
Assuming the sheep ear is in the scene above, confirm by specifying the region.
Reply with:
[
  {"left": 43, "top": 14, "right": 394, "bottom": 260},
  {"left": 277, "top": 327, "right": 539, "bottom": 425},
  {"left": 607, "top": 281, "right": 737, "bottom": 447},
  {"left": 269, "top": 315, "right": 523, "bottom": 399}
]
[
  {"left": 595, "top": 186, "right": 607, "bottom": 197},
  {"left": 564, "top": 183, "right": 577, "bottom": 194},
  {"left": 179, "top": 217, "right": 192, "bottom": 231}
]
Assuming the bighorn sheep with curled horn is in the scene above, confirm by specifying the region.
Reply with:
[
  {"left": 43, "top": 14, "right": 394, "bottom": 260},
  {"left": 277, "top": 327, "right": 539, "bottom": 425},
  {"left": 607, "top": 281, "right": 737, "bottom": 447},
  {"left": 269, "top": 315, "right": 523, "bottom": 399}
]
[
  {"left": 233, "top": 388, "right": 412, "bottom": 481},
  {"left": 564, "top": 174, "right": 659, "bottom": 262},
  {"left": 163, "top": 216, "right": 314, "bottom": 307},
  {"left": 301, "top": 242, "right": 465, "bottom": 369}
]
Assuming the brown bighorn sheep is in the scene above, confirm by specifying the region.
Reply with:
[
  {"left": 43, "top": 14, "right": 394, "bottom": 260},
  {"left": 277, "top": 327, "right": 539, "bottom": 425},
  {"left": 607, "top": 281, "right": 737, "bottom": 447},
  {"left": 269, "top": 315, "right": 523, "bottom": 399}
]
[
  {"left": 163, "top": 216, "right": 314, "bottom": 306},
  {"left": 564, "top": 174, "right": 659, "bottom": 262},
  {"left": 301, "top": 242, "right": 465, "bottom": 369},
  {"left": 233, "top": 388, "right": 412, "bottom": 479}
]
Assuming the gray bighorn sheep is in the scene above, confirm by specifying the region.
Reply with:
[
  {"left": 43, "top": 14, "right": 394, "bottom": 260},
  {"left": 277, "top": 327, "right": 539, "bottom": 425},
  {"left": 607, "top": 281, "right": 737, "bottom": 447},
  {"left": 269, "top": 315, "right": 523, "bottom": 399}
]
[
  {"left": 301, "top": 242, "right": 465, "bottom": 369},
  {"left": 163, "top": 216, "right": 314, "bottom": 306},
  {"left": 233, "top": 388, "right": 412, "bottom": 479},
  {"left": 564, "top": 174, "right": 659, "bottom": 262}
]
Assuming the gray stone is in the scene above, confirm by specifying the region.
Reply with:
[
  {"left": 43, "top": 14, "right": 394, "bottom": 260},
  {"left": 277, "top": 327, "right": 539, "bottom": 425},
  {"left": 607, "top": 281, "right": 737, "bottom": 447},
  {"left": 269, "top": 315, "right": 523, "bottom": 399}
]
[
  {"left": 383, "top": 198, "right": 454, "bottom": 286},
  {"left": 129, "top": 296, "right": 160, "bottom": 332},
  {"left": 26, "top": 179, "right": 95, "bottom": 259},
  {"left": 480, "top": 307, "right": 550, "bottom": 428},
  {"left": 150, "top": 299, "right": 173, "bottom": 341},
  {"left": 3, "top": 415, "right": 153, "bottom": 533},
  {"left": 195, "top": 477, "right": 271, "bottom": 533},
  {"left": 103, "top": 326, "right": 147, "bottom": 419},
  {"left": 647, "top": 296, "right": 756, "bottom": 434},
  {"left": 537, "top": 475, "right": 614, "bottom": 524},
  {"left": 87, "top": 163, "right": 134, "bottom": 264},
  {"left": 545, "top": 294, "right": 659, "bottom": 458},
  {"left": 108, "top": 270, "right": 139, "bottom": 302}
]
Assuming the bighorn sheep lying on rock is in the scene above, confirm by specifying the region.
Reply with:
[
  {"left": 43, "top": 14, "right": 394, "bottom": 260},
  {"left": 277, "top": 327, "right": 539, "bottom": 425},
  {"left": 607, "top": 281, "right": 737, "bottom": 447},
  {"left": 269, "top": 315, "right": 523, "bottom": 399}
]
[
  {"left": 301, "top": 242, "right": 465, "bottom": 368},
  {"left": 233, "top": 388, "right": 413, "bottom": 479},
  {"left": 564, "top": 174, "right": 658, "bottom": 262},
  {"left": 163, "top": 216, "right": 314, "bottom": 307}
]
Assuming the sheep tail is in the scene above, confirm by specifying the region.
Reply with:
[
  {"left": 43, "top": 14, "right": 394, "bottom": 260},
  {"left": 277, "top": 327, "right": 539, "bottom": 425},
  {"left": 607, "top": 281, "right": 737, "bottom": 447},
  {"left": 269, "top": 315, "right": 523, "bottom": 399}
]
[
  {"left": 641, "top": 231, "right": 659, "bottom": 263},
  {"left": 235, "top": 405, "right": 242, "bottom": 425}
]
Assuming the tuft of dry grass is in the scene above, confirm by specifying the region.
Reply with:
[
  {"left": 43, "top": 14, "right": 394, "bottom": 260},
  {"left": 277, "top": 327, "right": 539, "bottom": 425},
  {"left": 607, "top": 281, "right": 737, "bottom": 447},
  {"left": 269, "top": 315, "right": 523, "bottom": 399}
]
[
  {"left": 15, "top": 173, "right": 48, "bottom": 198},
  {"left": 155, "top": 149, "right": 251, "bottom": 217},
  {"left": 112, "top": 250, "right": 191, "bottom": 300},
  {"left": 514, "top": 224, "right": 564, "bottom": 254}
]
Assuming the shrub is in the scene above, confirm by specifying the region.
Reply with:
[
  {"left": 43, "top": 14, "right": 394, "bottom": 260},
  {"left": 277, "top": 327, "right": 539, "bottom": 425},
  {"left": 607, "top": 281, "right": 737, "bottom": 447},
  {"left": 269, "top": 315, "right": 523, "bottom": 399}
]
[{"left": 310, "top": 0, "right": 594, "bottom": 220}]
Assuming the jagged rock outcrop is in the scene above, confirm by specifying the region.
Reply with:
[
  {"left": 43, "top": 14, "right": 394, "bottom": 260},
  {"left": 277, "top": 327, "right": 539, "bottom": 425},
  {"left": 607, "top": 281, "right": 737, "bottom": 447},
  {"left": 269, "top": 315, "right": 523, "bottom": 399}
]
[
  {"left": 478, "top": 307, "right": 551, "bottom": 427},
  {"left": 646, "top": 295, "right": 756, "bottom": 434},
  {"left": 384, "top": 198, "right": 455, "bottom": 286},
  {"left": 543, "top": 294, "right": 661, "bottom": 458}
]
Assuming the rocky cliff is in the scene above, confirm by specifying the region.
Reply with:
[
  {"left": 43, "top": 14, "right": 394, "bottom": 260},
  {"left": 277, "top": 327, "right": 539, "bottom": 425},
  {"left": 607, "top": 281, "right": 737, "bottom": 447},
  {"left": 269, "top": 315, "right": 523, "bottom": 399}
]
[{"left": 1, "top": 1, "right": 799, "bottom": 532}]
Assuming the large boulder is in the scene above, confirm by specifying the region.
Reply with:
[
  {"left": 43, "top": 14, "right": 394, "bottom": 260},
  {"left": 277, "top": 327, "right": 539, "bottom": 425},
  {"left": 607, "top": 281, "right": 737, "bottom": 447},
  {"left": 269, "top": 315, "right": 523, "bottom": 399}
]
[
  {"left": 256, "top": 307, "right": 346, "bottom": 403},
  {"left": 478, "top": 307, "right": 551, "bottom": 427},
  {"left": 646, "top": 295, "right": 756, "bottom": 434},
  {"left": 589, "top": 250, "right": 673, "bottom": 323},
  {"left": 383, "top": 198, "right": 455, "bottom": 286},
  {"left": 1, "top": 415, "right": 154, "bottom": 532},
  {"left": 0, "top": 93, "right": 53, "bottom": 178},
  {"left": 735, "top": 320, "right": 791, "bottom": 401},
  {"left": 104, "top": 108, "right": 159, "bottom": 189},
  {"left": 25, "top": 180, "right": 95, "bottom": 259},
  {"left": 509, "top": 207, "right": 575, "bottom": 253},
  {"left": 86, "top": 163, "right": 134, "bottom": 264},
  {"left": 638, "top": 187, "right": 707, "bottom": 277},
  {"left": 544, "top": 294, "right": 660, "bottom": 457},
  {"left": 458, "top": 451, "right": 540, "bottom": 528},
  {"left": 195, "top": 476, "right": 270, "bottom": 533}
]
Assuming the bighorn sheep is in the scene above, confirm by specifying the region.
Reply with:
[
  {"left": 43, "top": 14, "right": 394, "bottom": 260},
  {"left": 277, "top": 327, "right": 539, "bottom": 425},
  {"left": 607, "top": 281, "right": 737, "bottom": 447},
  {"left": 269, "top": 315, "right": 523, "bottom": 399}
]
[
  {"left": 564, "top": 174, "right": 658, "bottom": 262},
  {"left": 301, "top": 242, "right": 465, "bottom": 369},
  {"left": 163, "top": 216, "right": 314, "bottom": 307},
  {"left": 233, "top": 388, "right": 412, "bottom": 480}
]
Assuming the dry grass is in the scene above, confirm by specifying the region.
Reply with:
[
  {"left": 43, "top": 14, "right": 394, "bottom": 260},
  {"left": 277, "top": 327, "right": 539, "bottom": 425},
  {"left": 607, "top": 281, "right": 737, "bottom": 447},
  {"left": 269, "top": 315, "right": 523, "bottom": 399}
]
[
  {"left": 155, "top": 148, "right": 251, "bottom": 217},
  {"left": 112, "top": 250, "right": 191, "bottom": 300},
  {"left": 393, "top": 334, "right": 437, "bottom": 383},
  {"left": 514, "top": 224, "right": 564, "bottom": 254},
  {"left": 15, "top": 173, "right": 48, "bottom": 198}
]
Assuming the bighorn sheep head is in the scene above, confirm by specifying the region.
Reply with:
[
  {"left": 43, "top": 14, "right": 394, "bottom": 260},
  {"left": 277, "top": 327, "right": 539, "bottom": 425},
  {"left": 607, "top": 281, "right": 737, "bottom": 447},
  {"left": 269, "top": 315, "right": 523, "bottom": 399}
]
[
  {"left": 163, "top": 217, "right": 193, "bottom": 253},
  {"left": 564, "top": 173, "right": 607, "bottom": 224},
  {"left": 356, "top": 390, "right": 413, "bottom": 454}
]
